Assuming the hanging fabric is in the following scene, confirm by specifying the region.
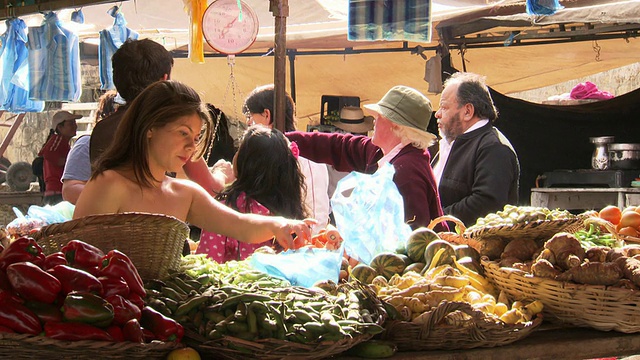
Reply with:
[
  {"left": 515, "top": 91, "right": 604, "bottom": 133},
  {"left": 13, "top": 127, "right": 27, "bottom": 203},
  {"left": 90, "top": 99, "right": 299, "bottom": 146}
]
[
  {"left": 0, "top": 18, "right": 45, "bottom": 112},
  {"left": 182, "top": 0, "right": 207, "bottom": 64},
  {"left": 27, "top": 12, "right": 82, "bottom": 102},
  {"left": 348, "top": 0, "right": 432, "bottom": 42},
  {"left": 98, "top": 6, "right": 139, "bottom": 90}
]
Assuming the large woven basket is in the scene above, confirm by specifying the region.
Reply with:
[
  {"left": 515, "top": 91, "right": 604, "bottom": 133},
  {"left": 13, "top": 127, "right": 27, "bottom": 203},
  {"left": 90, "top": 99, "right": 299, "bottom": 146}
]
[
  {"left": 185, "top": 331, "right": 374, "bottom": 360},
  {"left": 0, "top": 333, "right": 181, "bottom": 360},
  {"left": 32, "top": 212, "right": 189, "bottom": 280},
  {"left": 465, "top": 217, "right": 584, "bottom": 244},
  {"left": 379, "top": 301, "right": 542, "bottom": 351},
  {"left": 482, "top": 259, "right": 640, "bottom": 333}
]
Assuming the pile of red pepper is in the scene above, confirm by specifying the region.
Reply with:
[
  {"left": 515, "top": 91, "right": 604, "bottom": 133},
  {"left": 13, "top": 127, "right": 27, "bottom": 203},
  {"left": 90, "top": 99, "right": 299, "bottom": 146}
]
[{"left": 0, "top": 237, "right": 183, "bottom": 343}]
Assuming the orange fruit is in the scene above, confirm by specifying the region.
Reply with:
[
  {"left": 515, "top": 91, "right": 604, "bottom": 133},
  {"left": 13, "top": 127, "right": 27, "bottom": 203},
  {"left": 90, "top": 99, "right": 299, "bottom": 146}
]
[
  {"left": 599, "top": 205, "right": 622, "bottom": 225},
  {"left": 619, "top": 210, "right": 640, "bottom": 230},
  {"left": 618, "top": 226, "right": 639, "bottom": 238},
  {"left": 167, "top": 348, "right": 201, "bottom": 360}
]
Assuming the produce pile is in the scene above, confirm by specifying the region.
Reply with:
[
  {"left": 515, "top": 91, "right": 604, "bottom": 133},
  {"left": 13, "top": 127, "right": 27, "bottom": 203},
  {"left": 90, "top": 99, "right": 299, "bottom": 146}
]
[
  {"left": 467, "top": 205, "right": 575, "bottom": 230},
  {"left": 345, "top": 226, "right": 541, "bottom": 328},
  {"left": 143, "top": 254, "right": 385, "bottom": 347},
  {"left": 490, "top": 206, "right": 640, "bottom": 288},
  {"left": 0, "top": 237, "right": 183, "bottom": 343}
]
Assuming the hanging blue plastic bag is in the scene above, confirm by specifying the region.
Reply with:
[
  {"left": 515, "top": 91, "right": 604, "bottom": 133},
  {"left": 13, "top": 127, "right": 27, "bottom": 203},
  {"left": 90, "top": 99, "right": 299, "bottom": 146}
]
[
  {"left": 330, "top": 163, "right": 412, "bottom": 264},
  {"left": 249, "top": 245, "right": 343, "bottom": 288},
  {"left": 526, "top": 0, "right": 563, "bottom": 15}
]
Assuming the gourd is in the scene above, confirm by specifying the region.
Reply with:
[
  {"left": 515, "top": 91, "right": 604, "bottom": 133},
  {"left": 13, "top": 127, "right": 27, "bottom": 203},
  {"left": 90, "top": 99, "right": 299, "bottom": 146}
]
[
  {"left": 369, "top": 252, "right": 407, "bottom": 280},
  {"left": 406, "top": 227, "right": 441, "bottom": 263},
  {"left": 454, "top": 244, "right": 481, "bottom": 263},
  {"left": 402, "top": 262, "right": 425, "bottom": 275},
  {"left": 350, "top": 264, "right": 378, "bottom": 284},
  {"left": 423, "top": 240, "right": 456, "bottom": 270},
  {"left": 396, "top": 254, "right": 412, "bottom": 267}
]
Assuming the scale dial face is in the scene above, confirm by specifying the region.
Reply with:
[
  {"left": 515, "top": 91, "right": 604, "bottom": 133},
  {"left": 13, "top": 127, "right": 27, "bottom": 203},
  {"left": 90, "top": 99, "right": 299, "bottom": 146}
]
[{"left": 202, "top": 0, "right": 259, "bottom": 55}]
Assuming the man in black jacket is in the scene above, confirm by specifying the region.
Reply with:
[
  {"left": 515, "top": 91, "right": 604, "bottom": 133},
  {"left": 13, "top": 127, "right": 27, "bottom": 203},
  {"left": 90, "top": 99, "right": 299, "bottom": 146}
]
[{"left": 432, "top": 72, "right": 519, "bottom": 226}]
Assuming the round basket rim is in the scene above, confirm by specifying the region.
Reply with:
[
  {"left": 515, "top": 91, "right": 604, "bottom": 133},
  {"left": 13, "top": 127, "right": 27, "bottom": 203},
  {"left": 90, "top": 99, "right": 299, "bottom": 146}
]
[
  {"left": 32, "top": 212, "right": 189, "bottom": 239},
  {"left": 464, "top": 217, "right": 582, "bottom": 242}
]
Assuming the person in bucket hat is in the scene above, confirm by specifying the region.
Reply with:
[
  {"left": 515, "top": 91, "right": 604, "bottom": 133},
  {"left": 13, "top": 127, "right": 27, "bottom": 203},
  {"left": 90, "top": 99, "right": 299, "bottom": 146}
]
[
  {"left": 431, "top": 72, "right": 519, "bottom": 225},
  {"left": 286, "top": 85, "right": 447, "bottom": 231}
]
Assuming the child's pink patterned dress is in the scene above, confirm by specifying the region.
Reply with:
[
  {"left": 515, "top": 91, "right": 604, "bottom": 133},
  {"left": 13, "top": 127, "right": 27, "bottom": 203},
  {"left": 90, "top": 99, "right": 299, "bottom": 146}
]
[{"left": 196, "top": 193, "right": 273, "bottom": 263}]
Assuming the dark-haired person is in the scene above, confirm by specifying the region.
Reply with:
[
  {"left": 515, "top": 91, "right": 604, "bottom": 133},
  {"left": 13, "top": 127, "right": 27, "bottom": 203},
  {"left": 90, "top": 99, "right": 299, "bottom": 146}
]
[
  {"left": 39, "top": 111, "right": 79, "bottom": 205},
  {"left": 432, "top": 72, "right": 519, "bottom": 226},
  {"left": 197, "top": 125, "right": 308, "bottom": 262},
  {"left": 243, "top": 84, "right": 330, "bottom": 233},
  {"left": 62, "top": 39, "right": 222, "bottom": 203},
  {"left": 74, "top": 80, "right": 314, "bottom": 249}
]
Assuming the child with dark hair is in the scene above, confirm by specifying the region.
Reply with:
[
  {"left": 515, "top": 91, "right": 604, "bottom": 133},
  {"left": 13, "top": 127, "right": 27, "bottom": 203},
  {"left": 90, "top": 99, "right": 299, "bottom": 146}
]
[{"left": 197, "top": 125, "right": 308, "bottom": 262}]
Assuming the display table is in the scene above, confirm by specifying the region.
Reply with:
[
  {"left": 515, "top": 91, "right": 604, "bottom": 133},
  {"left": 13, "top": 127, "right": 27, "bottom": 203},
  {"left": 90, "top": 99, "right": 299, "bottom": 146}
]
[
  {"left": 0, "top": 190, "right": 43, "bottom": 226},
  {"left": 531, "top": 187, "right": 640, "bottom": 210},
  {"left": 340, "top": 326, "right": 640, "bottom": 359}
]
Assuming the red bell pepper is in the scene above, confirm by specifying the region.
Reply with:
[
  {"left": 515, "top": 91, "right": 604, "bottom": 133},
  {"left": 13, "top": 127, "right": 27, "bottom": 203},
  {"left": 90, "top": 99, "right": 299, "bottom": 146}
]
[
  {"left": 0, "top": 236, "right": 44, "bottom": 270},
  {"left": 0, "top": 297, "right": 42, "bottom": 334},
  {"left": 127, "top": 292, "right": 144, "bottom": 311},
  {"left": 0, "top": 325, "right": 14, "bottom": 333},
  {"left": 48, "top": 264, "right": 103, "bottom": 295},
  {"left": 62, "top": 292, "right": 114, "bottom": 328},
  {"left": 61, "top": 240, "right": 105, "bottom": 269},
  {"left": 99, "top": 250, "right": 145, "bottom": 298},
  {"left": 142, "top": 327, "right": 155, "bottom": 342},
  {"left": 0, "top": 288, "right": 23, "bottom": 304},
  {"left": 122, "top": 319, "right": 145, "bottom": 343},
  {"left": 106, "top": 324, "right": 125, "bottom": 342},
  {"left": 44, "top": 322, "right": 113, "bottom": 341},
  {"left": 23, "top": 300, "right": 63, "bottom": 323},
  {"left": 6, "top": 262, "right": 61, "bottom": 304},
  {"left": 99, "top": 276, "right": 130, "bottom": 298},
  {"left": 140, "top": 306, "right": 184, "bottom": 342},
  {"left": 42, "top": 252, "right": 68, "bottom": 270},
  {"left": 105, "top": 294, "right": 141, "bottom": 326}
]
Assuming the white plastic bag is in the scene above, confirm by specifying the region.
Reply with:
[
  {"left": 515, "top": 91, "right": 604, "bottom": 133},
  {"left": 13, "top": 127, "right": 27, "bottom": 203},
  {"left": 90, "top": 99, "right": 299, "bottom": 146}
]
[{"left": 330, "top": 163, "right": 412, "bottom": 264}]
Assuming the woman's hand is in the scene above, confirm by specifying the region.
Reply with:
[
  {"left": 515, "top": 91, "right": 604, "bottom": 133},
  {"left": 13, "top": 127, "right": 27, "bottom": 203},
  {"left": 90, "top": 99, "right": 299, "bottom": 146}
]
[{"left": 271, "top": 217, "right": 317, "bottom": 250}]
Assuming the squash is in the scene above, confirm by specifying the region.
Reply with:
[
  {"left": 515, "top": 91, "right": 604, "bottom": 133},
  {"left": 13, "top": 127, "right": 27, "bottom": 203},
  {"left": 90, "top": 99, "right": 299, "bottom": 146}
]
[
  {"left": 397, "top": 254, "right": 412, "bottom": 267},
  {"left": 406, "top": 227, "right": 441, "bottom": 263},
  {"left": 454, "top": 244, "right": 481, "bottom": 263},
  {"left": 423, "top": 240, "right": 456, "bottom": 270},
  {"left": 369, "top": 252, "right": 407, "bottom": 280},
  {"left": 457, "top": 256, "right": 484, "bottom": 275},
  {"left": 350, "top": 264, "right": 378, "bottom": 284},
  {"left": 403, "top": 262, "right": 425, "bottom": 275}
]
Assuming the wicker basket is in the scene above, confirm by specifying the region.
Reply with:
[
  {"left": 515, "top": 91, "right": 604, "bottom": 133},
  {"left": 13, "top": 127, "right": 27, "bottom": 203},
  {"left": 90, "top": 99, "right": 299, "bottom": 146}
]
[
  {"left": 183, "top": 282, "right": 387, "bottom": 360},
  {"left": 482, "top": 259, "right": 640, "bottom": 333},
  {"left": 0, "top": 333, "right": 182, "bottom": 360},
  {"left": 184, "top": 331, "right": 373, "bottom": 360},
  {"left": 465, "top": 217, "right": 584, "bottom": 244},
  {"left": 427, "top": 215, "right": 469, "bottom": 245},
  {"left": 32, "top": 212, "right": 189, "bottom": 280},
  {"left": 379, "top": 301, "right": 542, "bottom": 351}
]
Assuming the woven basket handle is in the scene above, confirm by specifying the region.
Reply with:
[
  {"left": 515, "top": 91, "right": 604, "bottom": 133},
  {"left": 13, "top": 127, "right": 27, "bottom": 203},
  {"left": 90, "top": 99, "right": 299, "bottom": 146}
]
[
  {"left": 428, "top": 215, "right": 467, "bottom": 235},
  {"left": 418, "top": 301, "right": 487, "bottom": 341},
  {"left": 583, "top": 216, "right": 622, "bottom": 242}
]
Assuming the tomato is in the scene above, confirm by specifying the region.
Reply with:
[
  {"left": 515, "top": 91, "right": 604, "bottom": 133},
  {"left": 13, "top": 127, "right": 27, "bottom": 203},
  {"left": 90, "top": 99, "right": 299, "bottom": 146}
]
[
  {"left": 618, "top": 226, "right": 639, "bottom": 238},
  {"left": 599, "top": 205, "right": 622, "bottom": 225},
  {"left": 167, "top": 347, "right": 201, "bottom": 360},
  {"left": 619, "top": 210, "right": 640, "bottom": 230}
]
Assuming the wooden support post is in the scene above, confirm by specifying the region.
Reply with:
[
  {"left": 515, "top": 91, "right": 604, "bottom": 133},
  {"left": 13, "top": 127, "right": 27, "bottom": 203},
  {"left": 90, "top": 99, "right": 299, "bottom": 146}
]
[{"left": 270, "top": 0, "right": 289, "bottom": 132}]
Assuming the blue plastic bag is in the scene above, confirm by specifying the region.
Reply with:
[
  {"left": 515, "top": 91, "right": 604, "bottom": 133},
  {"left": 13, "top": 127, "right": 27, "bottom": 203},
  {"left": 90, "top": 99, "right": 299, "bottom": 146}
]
[
  {"left": 526, "top": 0, "right": 563, "bottom": 15},
  {"left": 249, "top": 245, "right": 343, "bottom": 288},
  {"left": 330, "top": 163, "right": 412, "bottom": 264}
]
